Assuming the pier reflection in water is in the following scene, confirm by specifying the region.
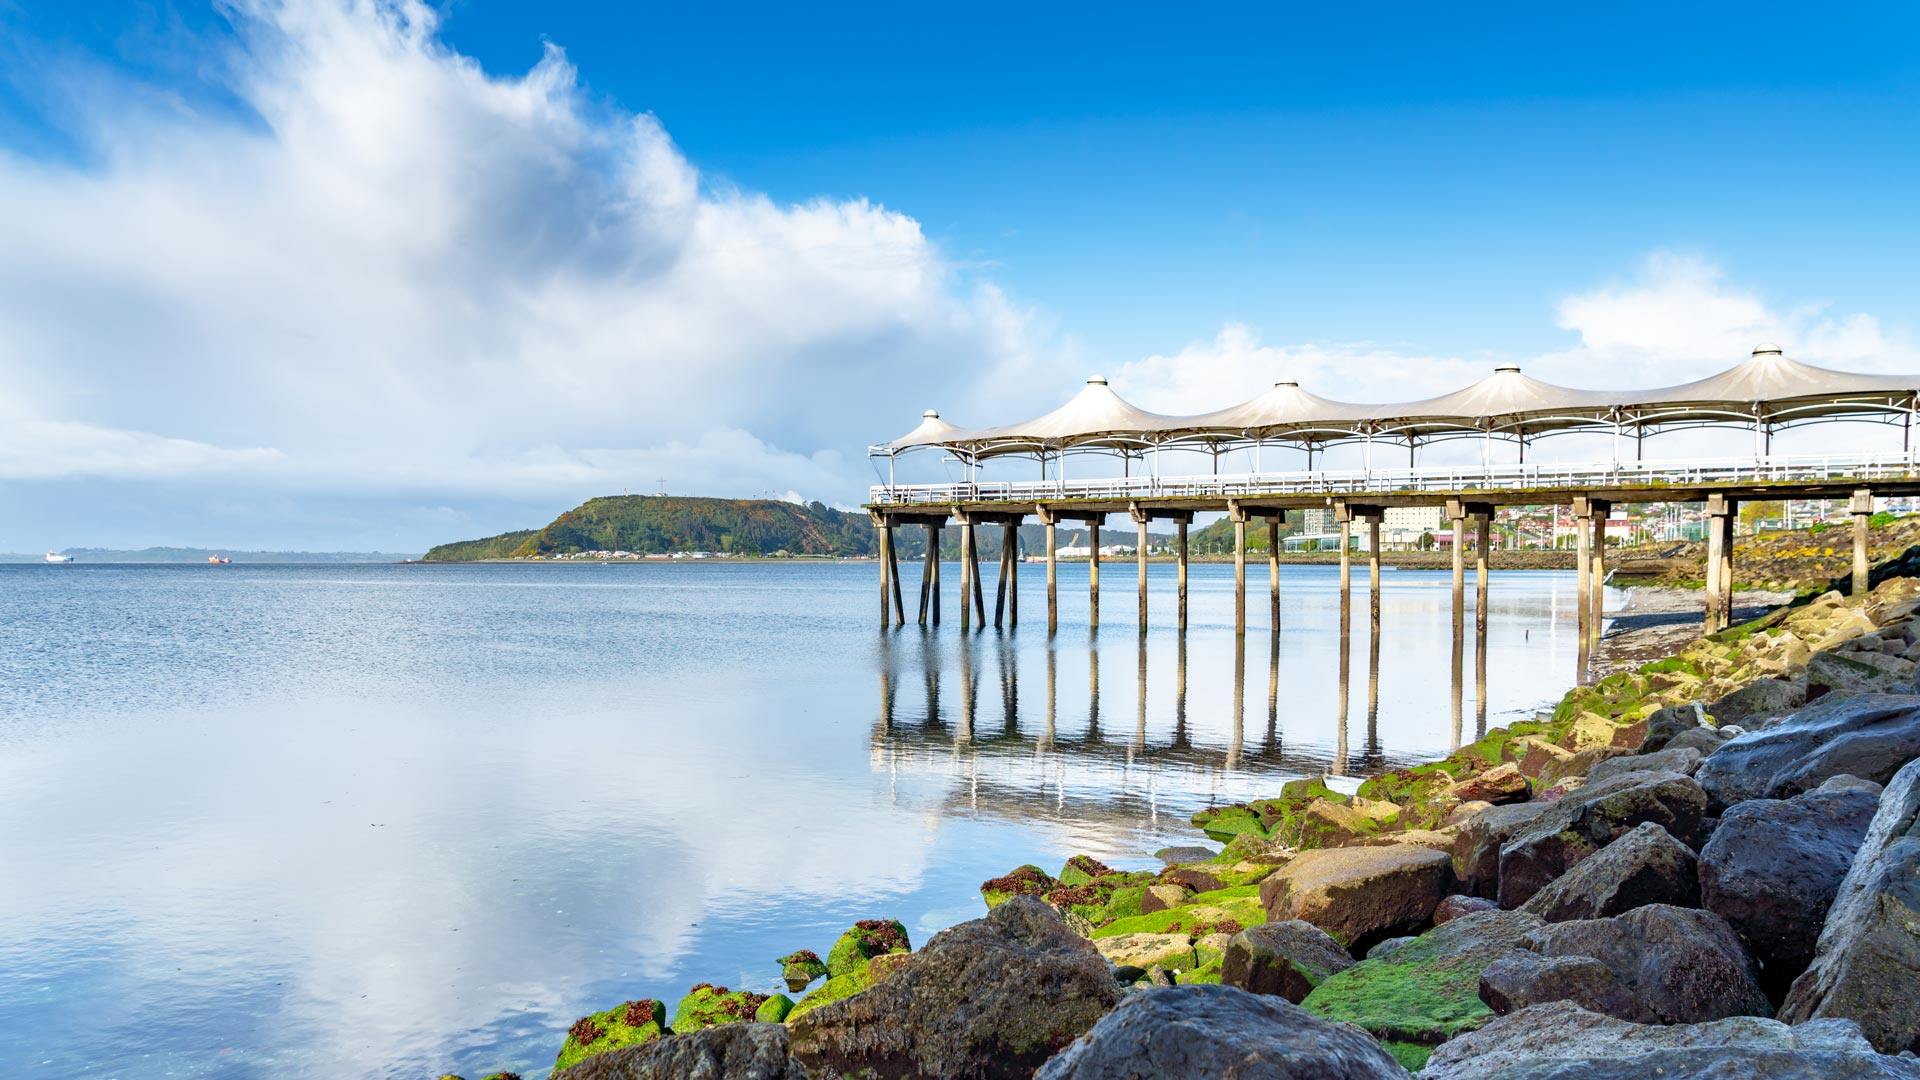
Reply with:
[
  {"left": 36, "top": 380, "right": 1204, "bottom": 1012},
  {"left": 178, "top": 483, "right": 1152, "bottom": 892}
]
[{"left": 871, "top": 562, "right": 1602, "bottom": 829}]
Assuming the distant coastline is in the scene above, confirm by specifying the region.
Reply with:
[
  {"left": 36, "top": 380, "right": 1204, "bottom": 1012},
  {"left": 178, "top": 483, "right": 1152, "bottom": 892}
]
[{"left": 2, "top": 547, "right": 420, "bottom": 564}]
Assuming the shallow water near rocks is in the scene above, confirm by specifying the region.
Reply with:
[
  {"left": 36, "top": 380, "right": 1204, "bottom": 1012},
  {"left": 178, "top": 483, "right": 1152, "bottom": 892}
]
[{"left": 0, "top": 560, "right": 1598, "bottom": 1078}]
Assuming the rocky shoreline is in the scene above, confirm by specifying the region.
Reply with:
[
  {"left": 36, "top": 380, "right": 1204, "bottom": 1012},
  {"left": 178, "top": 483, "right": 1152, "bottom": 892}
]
[{"left": 443, "top": 551, "right": 1920, "bottom": 1080}]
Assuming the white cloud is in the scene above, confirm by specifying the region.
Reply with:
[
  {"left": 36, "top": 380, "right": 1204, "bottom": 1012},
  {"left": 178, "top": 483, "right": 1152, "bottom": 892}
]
[{"left": 0, "top": 0, "right": 1043, "bottom": 516}]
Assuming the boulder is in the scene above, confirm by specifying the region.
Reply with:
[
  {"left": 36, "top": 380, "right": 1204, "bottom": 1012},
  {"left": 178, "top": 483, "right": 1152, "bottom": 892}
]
[
  {"left": 1159, "top": 865, "right": 1225, "bottom": 893},
  {"left": 1496, "top": 770, "right": 1707, "bottom": 908},
  {"left": 1452, "top": 801, "right": 1553, "bottom": 899},
  {"left": 1302, "top": 910, "right": 1540, "bottom": 1048},
  {"left": 1707, "top": 677, "right": 1808, "bottom": 727},
  {"left": 1418, "top": 1000, "right": 1892, "bottom": 1080},
  {"left": 1519, "top": 821, "right": 1699, "bottom": 922},
  {"left": 1093, "top": 932, "right": 1196, "bottom": 972},
  {"left": 550, "top": 1023, "right": 799, "bottom": 1080},
  {"left": 1035, "top": 985, "right": 1407, "bottom": 1080},
  {"left": 1558, "top": 712, "right": 1619, "bottom": 752},
  {"left": 1154, "top": 845, "right": 1216, "bottom": 865},
  {"left": 1138, "top": 883, "right": 1189, "bottom": 914},
  {"left": 1636, "top": 702, "right": 1708, "bottom": 754},
  {"left": 1433, "top": 895, "right": 1499, "bottom": 925},
  {"left": 1533, "top": 777, "right": 1584, "bottom": 802},
  {"left": 1476, "top": 1053, "right": 1920, "bottom": 1079},
  {"left": 1540, "top": 746, "right": 1631, "bottom": 786},
  {"left": 823, "top": 919, "right": 909, "bottom": 978},
  {"left": 1522, "top": 904, "right": 1771, "bottom": 1023},
  {"left": 1221, "top": 920, "right": 1354, "bottom": 1003},
  {"left": 1666, "top": 726, "right": 1732, "bottom": 755},
  {"left": 1698, "top": 775, "right": 1882, "bottom": 998},
  {"left": 1780, "top": 756, "right": 1920, "bottom": 1053},
  {"left": 1694, "top": 692, "right": 1920, "bottom": 812},
  {"left": 1516, "top": 738, "right": 1574, "bottom": 780},
  {"left": 672, "top": 985, "right": 773, "bottom": 1033},
  {"left": 553, "top": 999, "right": 669, "bottom": 1075},
  {"left": 1585, "top": 746, "right": 1700, "bottom": 785},
  {"left": 1477, "top": 952, "right": 1652, "bottom": 1021},
  {"left": 786, "top": 897, "right": 1122, "bottom": 1080},
  {"left": 778, "top": 951, "right": 828, "bottom": 994},
  {"left": 1259, "top": 844, "right": 1454, "bottom": 953},
  {"left": 1451, "top": 763, "right": 1530, "bottom": 804},
  {"left": 1806, "top": 648, "right": 1918, "bottom": 700}
]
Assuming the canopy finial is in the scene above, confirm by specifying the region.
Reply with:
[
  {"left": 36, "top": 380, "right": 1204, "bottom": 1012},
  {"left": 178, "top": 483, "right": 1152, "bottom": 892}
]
[{"left": 1753, "top": 343, "right": 1783, "bottom": 356}]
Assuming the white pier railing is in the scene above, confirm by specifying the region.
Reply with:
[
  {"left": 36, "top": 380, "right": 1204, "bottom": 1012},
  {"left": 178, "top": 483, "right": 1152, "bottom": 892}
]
[{"left": 869, "top": 452, "right": 1920, "bottom": 506}]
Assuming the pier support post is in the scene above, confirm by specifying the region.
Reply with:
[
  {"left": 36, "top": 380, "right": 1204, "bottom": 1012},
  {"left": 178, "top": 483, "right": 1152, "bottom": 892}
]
[
  {"left": 1089, "top": 517, "right": 1102, "bottom": 630},
  {"left": 1366, "top": 513, "right": 1383, "bottom": 637},
  {"left": 1335, "top": 503, "right": 1354, "bottom": 640},
  {"left": 957, "top": 513, "right": 972, "bottom": 632},
  {"left": 1573, "top": 495, "right": 1592, "bottom": 655},
  {"left": 1852, "top": 489, "right": 1874, "bottom": 596},
  {"left": 1229, "top": 499, "right": 1249, "bottom": 636},
  {"left": 886, "top": 523, "right": 905, "bottom": 626},
  {"left": 1703, "top": 496, "right": 1726, "bottom": 633},
  {"left": 993, "top": 524, "right": 1010, "bottom": 629},
  {"left": 930, "top": 525, "right": 942, "bottom": 624},
  {"left": 1720, "top": 507, "right": 1736, "bottom": 628},
  {"left": 1129, "top": 502, "right": 1150, "bottom": 632},
  {"left": 1474, "top": 508, "right": 1491, "bottom": 736},
  {"left": 1176, "top": 519, "right": 1189, "bottom": 631},
  {"left": 918, "top": 524, "right": 934, "bottom": 625},
  {"left": 1589, "top": 499, "right": 1611, "bottom": 647},
  {"left": 1006, "top": 515, "right": 1021, "bottom": 627},
  {"left": 1447, "top": 500, "right": 1466, "bottom": 643},
  {"left": 1268, "top": 514, "right": 1282, "bottom": 631},
  {"left": 968, "top": 519, "right": 986, "bottom": 628},
  {"left": 1037, "top": 504, "right": 1058, "bottom": 635}
]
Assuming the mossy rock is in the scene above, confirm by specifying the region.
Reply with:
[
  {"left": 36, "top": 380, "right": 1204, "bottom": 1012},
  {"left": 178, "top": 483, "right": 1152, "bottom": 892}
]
[
  {"left": 825, "top": 919, "right": 910, "bottom": 977},
  {"left": 778, "top": 949, "right": 829, "bottom": 992},
  {"left": 1182, "top": 956, "right": 1225, "bottom": 984},
  {"left": 754, "top": 994, "right": 794, "bottom": 1023},
  {"left": 552, "top": 998, "right": 666, "bottom": 1073},
  {"left": 1057, "top": 854, "right": 1117, "bottom": 886},
  {"left": 1091, "top": 896, "right": 1265, "bottom": 939},
  {"left": 1639, "top": 655, "right": 1701, "bottom": 677},
  {"left": 480, "top": 1074, "right": 525, "bottom": 1080},
  {"left": 1356, "top": 759, "right": 1459, "bottom": 805},
  {"left": 980, "top": 864, "right": 1056, "bottom": 909},
  {"left": 788, "top": 965, "right": 870, "bottom": 1020},
  {"left": 1102, "top": 884, "right": 1146, "bottom": 922},
  {"left": 670, "top": 984, "right": 771, "bottom": 1033},
  {"left": 1301, "top": 911, "right": 1539, "bottom": 1047},
  {"left": 1192, "top": 804, "right": 1266, "bottom": 844},
  {"left": 1278, "top": 776, "right": 1344, "bottom": 801}
]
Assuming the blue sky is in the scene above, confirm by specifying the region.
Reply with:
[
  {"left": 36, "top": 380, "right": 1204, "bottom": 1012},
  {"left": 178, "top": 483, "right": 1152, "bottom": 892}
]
[{"left": 0, "top": 1, "right": 1917, "bottom": 550}]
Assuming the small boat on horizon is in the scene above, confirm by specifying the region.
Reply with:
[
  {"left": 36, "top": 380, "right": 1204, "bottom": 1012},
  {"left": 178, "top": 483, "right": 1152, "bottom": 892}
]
[
  {"left": 45, "top": 551, "right": 74, "bottom": 564},
  {"left": 208, "top": 555, "right": 231, "bottom": 564}
]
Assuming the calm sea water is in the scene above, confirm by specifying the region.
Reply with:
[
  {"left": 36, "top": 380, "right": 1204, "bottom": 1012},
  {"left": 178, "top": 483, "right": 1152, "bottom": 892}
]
[{"left": 0, "top": 561, "right": 1598, "bottom": 1079}]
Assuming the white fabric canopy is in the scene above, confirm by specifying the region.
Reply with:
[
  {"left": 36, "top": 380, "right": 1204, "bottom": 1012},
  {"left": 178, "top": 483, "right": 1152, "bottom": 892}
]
[{"left": 873, "top": 346, "right": 1920, "bottom": 459}]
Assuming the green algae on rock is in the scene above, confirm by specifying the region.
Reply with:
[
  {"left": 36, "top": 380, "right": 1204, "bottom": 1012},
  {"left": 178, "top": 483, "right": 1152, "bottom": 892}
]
[
  {"left": 787, "top": 965, "right": 870, "bottom": 1021},
  {"left": 551, "top": 998, "right": 666, "bottom": 1074},
  {"left": 824, "top": 919, "right": 911, "bottom": 978},
  {"left": 1302, "top": 910, "right": 1542, "bottom": 1047},
  {"left": 669, "top": 983, "right": 771, "bottom": 1033},
  {"left": 980, "top": 864, "right": 1056, "bottom": 909},
  {"left": 777, "top": 948, "right": 829, "bottom": 993},
  {"left": 1056, "top": 854, "right": 1117, "bottom": 886},
  {"left": 754, "top": 993, "right": 795, "bottom": 1023}
]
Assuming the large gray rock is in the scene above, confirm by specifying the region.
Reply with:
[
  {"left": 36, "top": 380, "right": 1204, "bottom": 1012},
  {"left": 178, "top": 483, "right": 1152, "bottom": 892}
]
[
  {"left": 1707, "top": 677, "right": 1808, "bottom": 727},
  {"left": 786, "top": 896, "right": 1120, "bottom": 1079},
  {"left": 1519, "top": 821, "right": 1699, "bottom": 922},
  {"left": 1636, "top": 702, "right": 1708, "bottom": 754},
  {"left": 1694, "top": 693, "right": 1920, "bottom": 812},
  {"left": 1477, "top": 951, "right": 1652, "bottom": 1022},
  {"left": 1036, "top": 984, "right": 1406, "bottom": 1080},
  {"left": 1452, "top": 801, "right": 1552, "bottom": 899},
  {"left": 1476, "top": 1053, "right": 1920, "bottom": 1079},
  {"left": 1522, "top": 904, "right": 1770, "bottom": 1023},
  {"left": 1222, "top": 920, "right": 1354, "bottom": 1003},
  {"left": 551, "top": 1023, "right": 801, "bottom": 1080},
  {"left": 1419, "top": 1000, "right": 1900, "bottom": 1080},
  {"left": 1585, "top": 746, "right": 1700, "bottom": 785},
  {"left": 1496, "top": 771, "right": 1706, "bottom": 908},
  {"left": 1806, "top": 648, "right": 1919, "bottom": 700},
  {"left": 1780, "top": 756, "right": 1920, "bottom": 1053},
  {"left": 1259, "top": 844, "right": 1454, "bottom": 954},
  {"left": 1698, "top": 775, "right": 1881, "bottom": 998}
]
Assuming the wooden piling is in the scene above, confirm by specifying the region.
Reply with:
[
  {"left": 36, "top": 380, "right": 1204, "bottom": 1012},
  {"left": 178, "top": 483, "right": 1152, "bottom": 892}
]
[
  {"left": 958, "top": 519, "right": 972, "bottom": 631},
  {"left": 877, "top": 519, "right": 889, "bottom": 626},
  {"left": 1089, "top": 519, "right": 1101, "bottom": 630},
  {"left": 1718, "top": 509, "right": 1736, "bottom": 628},
  {"left": 1367, "top": 516, "right": 1381, "bottom": 635},
  {"left": 1007, "top": 517, "right": 1020, "bottom": 627},
  {"left": 1575, "top": 503, "right": 1591, "bottom": 648},
  {"left": 1589, "top": 504, "right": 1608, "bottom": 647},
  {"left": 1338, "top": 518, "right": 1352, "bottom": 636},
  {"left": 1852, "top": 489, "right": 1873, "bottom": 596},
  {"left": 1703, "top": 504, "right": 1723, "bottom": 634},
  {"left": 1234, "top": 518, "right": 1247, "bottom": 636},
  {"left": 919, "top": 524, "right": 934, "bottom": 625},
  {"left": 1176, "top": 519, "right": 1189, "bottom": 632},
  {"left": 886, "top": 524, "right": 904, "bottom": 626},
  {"left": 1045, "top": 516, "right": 1058, "bottom": 634},
  {"left": 1267, "top": 515, "right": 1281, "bottom": 631},
  {"left": 993, "top": 528, "right": 1009, "bottom": 629},
  {"left": 930, "top": 525, "right": 941, "bottom": 624},
  {"left": 1475, "top": 512, "right": 1490, "bottom": 739},
  {"left": 1135, "top": 511, "right": 1149, "bottom": 631},
  {"left": 968, "top": 521, "right": 985, "bottom": 628}
]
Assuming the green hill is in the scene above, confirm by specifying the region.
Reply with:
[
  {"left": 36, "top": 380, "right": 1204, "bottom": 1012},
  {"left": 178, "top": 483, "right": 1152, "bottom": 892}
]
[{"left": 423, "top": 497, "right": 881, "bottom": 561}]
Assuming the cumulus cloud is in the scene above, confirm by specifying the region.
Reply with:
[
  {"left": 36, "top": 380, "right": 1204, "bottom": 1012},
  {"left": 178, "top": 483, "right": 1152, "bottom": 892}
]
[{"left": 0, "top": 0, "right": 1043, "bottom": 520}]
